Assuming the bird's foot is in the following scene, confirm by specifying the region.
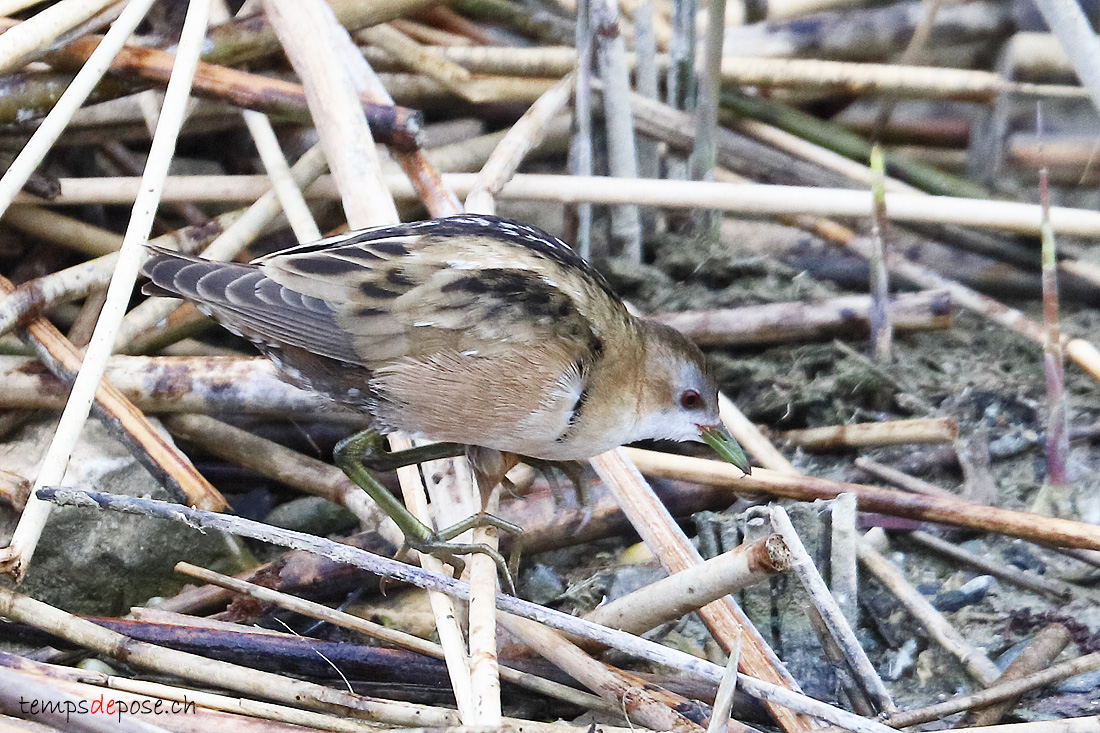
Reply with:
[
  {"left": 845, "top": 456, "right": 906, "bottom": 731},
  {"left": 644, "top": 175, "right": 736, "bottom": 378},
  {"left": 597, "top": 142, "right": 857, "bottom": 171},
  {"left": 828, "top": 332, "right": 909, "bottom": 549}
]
[
  {"left": 335, "top": 429, "right": 522, "bottom": 594},
  {"left": 521, "top": 458, "right": 591, "bottom": 507},
  {"left": 406, "top": 512, "right": 523, "bottom": 595}
]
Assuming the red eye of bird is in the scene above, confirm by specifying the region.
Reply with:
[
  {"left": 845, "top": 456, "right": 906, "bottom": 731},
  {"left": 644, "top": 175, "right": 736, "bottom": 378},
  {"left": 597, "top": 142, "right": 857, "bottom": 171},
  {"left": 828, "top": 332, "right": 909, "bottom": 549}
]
[{"left": 679, "top": 389, "right": 703, "bottom": 410}]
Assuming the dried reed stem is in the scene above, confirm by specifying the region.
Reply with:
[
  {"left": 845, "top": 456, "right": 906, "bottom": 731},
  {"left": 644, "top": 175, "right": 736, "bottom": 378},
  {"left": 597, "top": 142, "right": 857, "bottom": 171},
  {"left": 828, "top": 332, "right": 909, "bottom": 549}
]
[
  {"left": 771, "top": 506, "right": 894, "bottom": 713},
  {"left": 465, "top": 71, "right": 575, "bottom": 214},
  {"left": 35, "top": 174, "right": 1100, "bottom": 237},
  {"left": 908, "top": 530, "right": 1077, "bottom": 603},
  {"left": 0, "top": 0, "right": 212, "bottom": 580},
  {"left": 624, "top": 448, "right": 1100, "bottom": 550},
  {"left": 707, "top": 627, "right": 744, "bottom": 733},
  {"left": 857, "top": 536, "right": 1001, "bottom": 685},
  {"left": 883, "top": 648, "right": 1100, "bottom": 727},
  {"left": 782, "top": 417, "right": 959, "bottom": 451},
  {"left": 242, "top": 110, "right": 321, "bottom": 242}
]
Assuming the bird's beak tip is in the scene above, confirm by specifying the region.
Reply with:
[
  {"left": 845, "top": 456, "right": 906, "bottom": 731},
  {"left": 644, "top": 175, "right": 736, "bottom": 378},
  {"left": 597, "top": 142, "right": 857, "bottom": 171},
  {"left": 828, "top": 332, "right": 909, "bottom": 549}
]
[{"left": 698, "top": 424, "right": 751, "bottom": 475}]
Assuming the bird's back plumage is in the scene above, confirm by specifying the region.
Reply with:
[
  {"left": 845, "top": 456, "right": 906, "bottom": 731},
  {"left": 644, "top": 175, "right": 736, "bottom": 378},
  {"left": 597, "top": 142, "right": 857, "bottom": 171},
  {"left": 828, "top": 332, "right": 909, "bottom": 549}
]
[{"left": 141, "top": 215, "right": 642, "bottom": 458}]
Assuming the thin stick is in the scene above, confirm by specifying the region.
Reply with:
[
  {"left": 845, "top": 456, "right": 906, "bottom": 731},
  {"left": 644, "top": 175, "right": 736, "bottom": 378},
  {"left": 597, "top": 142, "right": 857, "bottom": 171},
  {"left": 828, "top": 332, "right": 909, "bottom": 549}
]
[
  {"left": 706, "top": 627, "right": 743, "bottom": 733},
  {"left": 770, "top": 506, "right": 894, "bottom": 714},
  {"left": 624, "top": 448, "right": 1100, "bottom": 551},
  {"left": 501, "top": 614, "right": 712, "bottom": 733},
  {"left": 0, "top": 0, "right": 119, "bottom": 74},
  {"left": 868, "top": 144, "right": 893, "bottom": 362},
  {"left": 33, "top": 173, "right": 1100, "bottom": 237},
  {"left": 829, "top": 492, "right": 859, "bottom": 629},
  {"left": 0, "top": 0, "right": 212, "bottom": 580},
  {"left": 570, "top": 0, "right": 594, "bottom": 258},
  {"left": 1038, "top": 107, "right": 1072, "bottom": 498},
  {"left": 592, "top": 0, "right": 643, "bottom": 260},
  {"left": 172, "top": 562, "right": 622, "bottom": 717},
  {"left": 465, "top": 71, "right": 575, "bottom": 214},
  {"left": 857, "top": 536, "right": 1001, "bottom": 685},
  {"left": 34, "top": 485, "right": 900, "bottom": 733},
  {"left": 907, "top": 530, "right": 1079, "bottom": 603},
  {"left": 853, "top": 457, "right": 956, "bottom": 498},
  {"left": 961, "top": 623, "right": 1072, "bottom": 727},
  {"left": 242, "top": 110, "right": 321, "bottom": 242},
  {"left": 884, "top": 650, "right": 1100, "bottom": 727},
  {"left": 782, "top": 417, "right": 959, "bottom": 451}
]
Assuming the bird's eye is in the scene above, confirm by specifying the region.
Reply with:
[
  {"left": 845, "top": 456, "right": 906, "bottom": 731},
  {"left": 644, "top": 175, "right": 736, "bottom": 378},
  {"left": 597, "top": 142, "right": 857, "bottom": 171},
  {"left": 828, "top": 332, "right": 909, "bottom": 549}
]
[{"left": 679, "top": 389, "right": 703, "bottom": 410}]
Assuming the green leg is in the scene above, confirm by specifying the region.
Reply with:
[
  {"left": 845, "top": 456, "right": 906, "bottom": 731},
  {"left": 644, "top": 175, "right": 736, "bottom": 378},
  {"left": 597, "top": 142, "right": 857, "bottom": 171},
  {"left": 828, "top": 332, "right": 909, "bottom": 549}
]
[{"left": 334, "top": 429, "right": 522, "bottom": 594}]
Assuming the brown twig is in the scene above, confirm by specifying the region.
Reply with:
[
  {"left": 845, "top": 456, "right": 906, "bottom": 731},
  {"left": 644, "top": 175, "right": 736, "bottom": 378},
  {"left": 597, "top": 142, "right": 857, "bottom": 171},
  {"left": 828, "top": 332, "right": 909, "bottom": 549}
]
[
  {"left": 624, "top": 448, "right": 1100, "bottom": 551},
  {"left": 782, "top": 417, "right": 959, "bottom": 451}
]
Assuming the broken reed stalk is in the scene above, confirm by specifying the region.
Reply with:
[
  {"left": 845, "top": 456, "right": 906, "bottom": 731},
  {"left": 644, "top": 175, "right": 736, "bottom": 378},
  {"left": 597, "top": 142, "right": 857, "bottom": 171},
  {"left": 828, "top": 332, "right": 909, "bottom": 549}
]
[
  {"left": 623, "top": 448, "right": 1100, "bottom": 551},
  {"left": 781, "top": 417, "right": 959, "bottom": 451},
  {"left": 172, "top": 562, "right": 622, "bottom": 717},
  {"left": 857, "top": 535, "right": 1002, "bottom": 685},
  {"left": 591, "top": 0, "right": 643, "bottom": 260},
  {"left": 868, "top": 144, "right": 893, "bottom": 362},
  {"left": 588, "top": 449, "right": 819, "bottom": 733},
  {"left": 961, "top": 623, "right": 1073, "bottom": 727},
  {"left": 0, "top": 0, "right": 216, "bottom": 581},
  {"left": 1039, "top": 131, "right": 1072, "bottom": 494},
  {"left": 770, "top": 506, "right": 895, "bottom": 714},
  {"left": 582, "top": 534, "right": 791, "bottom": 636},
  {"left": 33, "top": 486, "right": 899, "bottom": 733}
]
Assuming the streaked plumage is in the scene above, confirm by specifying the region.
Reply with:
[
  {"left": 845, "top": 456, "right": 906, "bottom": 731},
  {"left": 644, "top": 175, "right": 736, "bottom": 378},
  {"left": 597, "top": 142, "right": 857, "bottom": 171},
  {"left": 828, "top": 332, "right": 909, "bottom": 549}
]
[{"left": 141, "top": 215, "right": 744, "bottom": 468}]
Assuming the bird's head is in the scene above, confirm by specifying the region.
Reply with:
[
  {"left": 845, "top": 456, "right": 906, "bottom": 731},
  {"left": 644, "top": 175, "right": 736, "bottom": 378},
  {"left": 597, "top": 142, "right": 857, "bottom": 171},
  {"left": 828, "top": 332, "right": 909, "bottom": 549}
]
[{"left": 632, "top": 321, "right": 751, "bottom": 474}]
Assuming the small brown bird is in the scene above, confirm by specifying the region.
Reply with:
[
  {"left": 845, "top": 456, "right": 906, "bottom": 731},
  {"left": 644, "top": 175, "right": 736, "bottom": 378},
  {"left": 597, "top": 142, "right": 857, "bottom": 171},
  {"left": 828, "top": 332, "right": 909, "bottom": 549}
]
[{"left": 142, "top": 215, "right": 748, "bottom": 579}]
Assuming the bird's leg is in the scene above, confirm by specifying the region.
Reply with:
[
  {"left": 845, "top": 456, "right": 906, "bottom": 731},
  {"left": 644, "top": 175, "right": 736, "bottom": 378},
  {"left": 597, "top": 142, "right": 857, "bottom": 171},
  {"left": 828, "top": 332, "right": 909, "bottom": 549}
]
[
  {"left": 519, "top": 458, "right": 591, "bottom": 508},
  {"left": 334, "top": 429, "right": 520, "bottom": 593}
]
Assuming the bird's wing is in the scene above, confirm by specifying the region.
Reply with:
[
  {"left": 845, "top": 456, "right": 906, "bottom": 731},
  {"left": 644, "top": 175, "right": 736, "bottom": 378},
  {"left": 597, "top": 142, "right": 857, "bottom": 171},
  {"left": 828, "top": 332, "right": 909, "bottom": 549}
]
[
  {"left": 140, "top": 247, "right": 362, "bottom": 363},
  {"left": 258, "top": 215, "right": 630, "bottom": 366}
]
